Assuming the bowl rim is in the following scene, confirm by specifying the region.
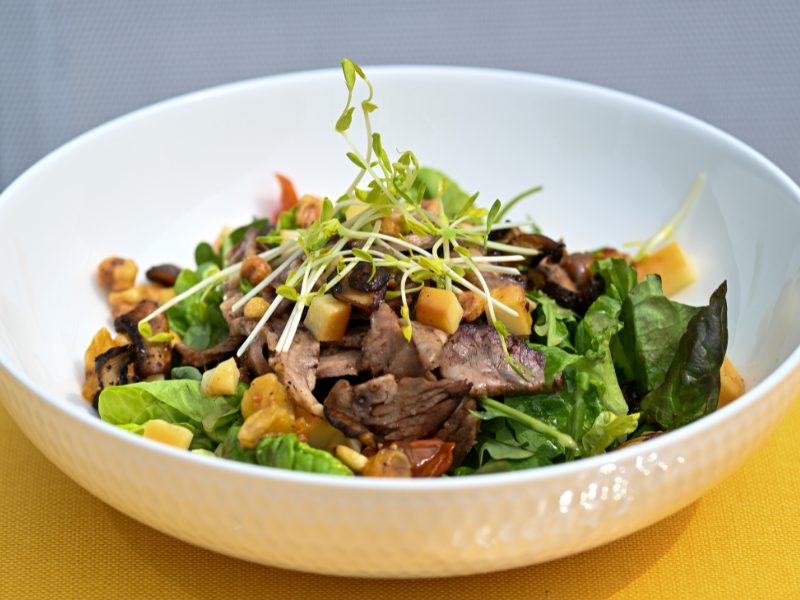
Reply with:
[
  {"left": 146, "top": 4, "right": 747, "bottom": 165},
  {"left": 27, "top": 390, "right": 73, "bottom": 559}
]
[{"left": 2, "top": 64, "right": 800, "bottom": 491}]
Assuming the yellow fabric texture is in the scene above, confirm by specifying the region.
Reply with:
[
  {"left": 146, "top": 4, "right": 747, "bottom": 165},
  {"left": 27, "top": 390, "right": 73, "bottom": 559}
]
[{"left": 1, "top": 395, "right": 799, "bottom": 600}]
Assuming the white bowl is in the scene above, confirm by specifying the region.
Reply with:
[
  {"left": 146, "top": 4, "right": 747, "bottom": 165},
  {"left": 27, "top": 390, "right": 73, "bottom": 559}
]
[{"left": 1, "top": 67, "right": 799, "bottom": 578}]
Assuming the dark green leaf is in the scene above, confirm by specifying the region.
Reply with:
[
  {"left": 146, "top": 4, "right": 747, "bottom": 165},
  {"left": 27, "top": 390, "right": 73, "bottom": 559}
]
[
  {"left": 618, "top": 275, "right": 701, "bottom": 395},
  {"left": 640, "top": 282, "right": 728, "bottom": 430},
  {"left": 240, "top": 277, "right": 254, "bottom": 295},
  {"left": 195, "top": 242, "right": 222, "bottom": 269},
  {"left": 408, "top": 167, "right": 471, "bottom": 219},
  {"left": 171, "top": 366, "right": 202, "bottom": 381}
]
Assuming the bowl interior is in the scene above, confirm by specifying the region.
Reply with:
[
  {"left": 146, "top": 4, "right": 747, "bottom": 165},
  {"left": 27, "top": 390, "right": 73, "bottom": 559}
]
[{"left": 1, "top": 66, "right": 800, "bottom": 417}]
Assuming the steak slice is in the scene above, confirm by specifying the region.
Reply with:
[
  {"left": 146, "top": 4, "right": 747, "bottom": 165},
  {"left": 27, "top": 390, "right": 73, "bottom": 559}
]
[
  {"left": 323, "top": 374, "right": 472, "bottom": 445},
  {"left": 317, "top": 348, "right": 363, "bottom": 378},
  {"left": 175, "top": 335, "right": 244, "bottom": 368},
  {"left": 438, "top": 324, "right": 548, "bottom": 397},
  {"left": 435, "top": 398, "right": 482, "bottom": 468},
  {"left": 269, "top": 325, "right": 322, "bottom": 416},
  {"left": 361, "top": 303, "right": 448, "bottom": 378}
]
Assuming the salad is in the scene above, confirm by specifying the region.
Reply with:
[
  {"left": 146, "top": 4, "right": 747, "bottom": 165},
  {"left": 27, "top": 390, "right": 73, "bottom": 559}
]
[{"left": 82, "top": 60, "right": 746, "bottom": 478}]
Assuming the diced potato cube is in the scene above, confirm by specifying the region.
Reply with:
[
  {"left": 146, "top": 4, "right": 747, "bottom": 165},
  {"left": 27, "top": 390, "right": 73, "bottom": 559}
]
[
  {"left": 416, "top": 287, "right": 463, "bottom": 334},
  {"left": 486, "top": 285, "right": 533, "bottom": 336},
  {"left": 143, "top": 419, "right": 193, "bottom": 450},
  {"left": 304, "top": 294, "right": 353, "bottom": 342},
  {"left": 238, "top": 403, "right": 295, "bottom": 449},
  {"left": 241, "top": 373, "right": 291, "bottom": 420},
  {"left": 636, "top": 241, "right": 698, "bottom": 297},
  {"left": 719, "top": 355, "right": 746, "bottom": 408},
  {"left": 457, "top": 290, "right": 486, "bottom": 323},
  {"left": 345, "top": 204, "right": 369, "bottom": 221},
  {"left": 200, "top": 357, "right": 240, "bottom": 397},
  {"left": 294, "top": 407, "right": 346, "bottom": 450}
]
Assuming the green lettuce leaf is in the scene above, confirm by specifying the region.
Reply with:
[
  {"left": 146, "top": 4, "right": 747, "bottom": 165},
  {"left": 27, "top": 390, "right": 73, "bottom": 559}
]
[
  {"left": 618, "top": 274, "right": 700, "bottom": 395},
  {"left": 582, "top": 411, "right": 640, "bottom": 457},
  {"left": 591, "top": 257, "right": 638, "bottom": 303},
  {"left": 219, "top": 426, "right": 257, "bottom": 464},
  {"left": 98, "top": 379, "right": 247, "bottom": 443},
  {"left": 528, "top": 289, "right": 577, "bottom": 350},
  {"left": 255, "top": 434, "right": 353, "bottom": 476},
  {"left": 166, "top": 268, "right": 229, "bottom": 351},
  {"left": 640, "top": 282, "right": 728, "bottom": 430}
]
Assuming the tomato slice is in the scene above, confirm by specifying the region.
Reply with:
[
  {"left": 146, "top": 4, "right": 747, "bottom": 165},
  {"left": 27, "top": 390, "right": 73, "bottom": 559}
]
[
  {"left": 392, "top": 439, "right": 455, "bottom": 478},
  {"left": 273, "top": 173, "right": 298, "bottom": 224}
]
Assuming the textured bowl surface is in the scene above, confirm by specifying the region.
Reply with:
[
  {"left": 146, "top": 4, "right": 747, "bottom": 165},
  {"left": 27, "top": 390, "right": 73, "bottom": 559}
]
[{"left": 1, "top": 67, "right": 800, "bottom": 578}]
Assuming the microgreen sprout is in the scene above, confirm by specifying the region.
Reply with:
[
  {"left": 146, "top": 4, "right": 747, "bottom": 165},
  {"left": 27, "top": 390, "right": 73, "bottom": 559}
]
[{"left": 137, "top": 59, "right": 547, "bottom": 371}]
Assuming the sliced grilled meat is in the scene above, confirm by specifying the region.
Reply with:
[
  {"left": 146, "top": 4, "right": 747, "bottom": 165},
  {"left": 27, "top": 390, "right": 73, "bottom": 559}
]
[
  {"left": 269, "top": 325, "right": 322, "bottom": 416},
  {"left": 323, "top": 374, "right": 472, "bottom": 446},
  {"left": 435, "top": 398, "right": 482, "bottom": 468},
  {"left": 317, "top": 348, "right": 363, "bottom": 378},
  {"left": 438, "top": 324, "right": 548, "bottom": 397},
  {"left": 174, "top": 335, "right": 244, "bottom": 368},
  {"left": 320, "top": 324, "right": 369, "bottom": 349},
  {"left": 361, "top": 303, "right": 448, "bottom": 378}
]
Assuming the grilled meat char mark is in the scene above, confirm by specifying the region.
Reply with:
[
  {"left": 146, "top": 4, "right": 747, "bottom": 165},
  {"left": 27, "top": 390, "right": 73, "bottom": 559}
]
[
  {"left": 114, "top": 300, "right": 172, "bottom": 379},
  {"left": 438, "top": 324, "right": 549, "bottom": 397},
  {"left": 361, "top": 303, "right": 448, "bottom": 378},
  {"left": 323, "top": 373, "right": 472, "bottom": 447}
]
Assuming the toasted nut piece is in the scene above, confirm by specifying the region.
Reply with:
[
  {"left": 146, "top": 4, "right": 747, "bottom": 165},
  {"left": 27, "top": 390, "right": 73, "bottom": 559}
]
[
  {"left": 143, "top": 419, "right": 193, "bottom": 450},
  {"left": 145, "top": 282, "right": 163, "bottom": 303},
  {"left": 295, "top": 194, "right": 323, "bottom": 228},
  {"left": 111, "top": 303, "right": 136, "bottom": 319},
  {"left": 379, "top": 214, "right": 402, "bottom": 237},
  {"left": 114, "top": 333, "right": 132, "bottom": 346},
  {"left": 241, "top": 373, "right": 291, "bottom": 420},
  {"left": 363, "top": 447, "right": 413, "bottom": 478},
  {"left": 334, "top": 445, "right": 369, "bottom": 473},
  {"left": 244, "top": 297, "right": 270, "bottom": 320},
  {"left": 241, "top": 255, "right": 272, "bottom": 286},
  {"left": 98, "top": 257, "right": 138, "bottom": 291},
  {"left": 84, "top": 328, "right": 117, "bottom": 375},
  {"left": 457, "top": 290, "right": 486, "bottom": 322},
  {"left": 200, "top": 357, "right": 240, "bottom": 397},
  {"left": 145, "top": 264, "right": 181, "bottom": 286},
  {"left": 238, "top": 403, "right": 295, "bottom": 449},
  {"left": 109, "top": 284, "right": 148, "bottom": 307},
  {"left": 168, "top": 330, "right": 181, "bottom": 348},
  {"left": 345, "top": 204, "right": 368, "bottom": 221}
]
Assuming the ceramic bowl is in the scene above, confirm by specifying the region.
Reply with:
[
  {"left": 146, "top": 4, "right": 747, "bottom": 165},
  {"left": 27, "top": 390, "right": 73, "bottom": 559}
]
[{"left": 1, "top": 67, "right": 799, "bottom": 578}]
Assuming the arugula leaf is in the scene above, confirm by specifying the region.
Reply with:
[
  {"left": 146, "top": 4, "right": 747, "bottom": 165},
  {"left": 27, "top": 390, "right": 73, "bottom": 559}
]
[
  {"left": 617, "top": 274, "right": 700, "bottom": 395},
  {"left": 526, "top": 343, "right": 581, "bottom": 387},
  {"left": 640, "top": 282, "right": 728, "bottom": 430}
]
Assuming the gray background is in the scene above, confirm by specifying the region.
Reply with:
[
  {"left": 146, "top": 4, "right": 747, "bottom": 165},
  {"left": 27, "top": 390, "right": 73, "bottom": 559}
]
[{"left": 2, "top": 1, "right": 799, "bottom": 192}]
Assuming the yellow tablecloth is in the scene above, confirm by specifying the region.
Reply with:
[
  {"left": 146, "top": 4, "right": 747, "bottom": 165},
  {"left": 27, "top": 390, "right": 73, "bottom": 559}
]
[{"left": 2, "top": 394, "right": 799, "bottom": 600}]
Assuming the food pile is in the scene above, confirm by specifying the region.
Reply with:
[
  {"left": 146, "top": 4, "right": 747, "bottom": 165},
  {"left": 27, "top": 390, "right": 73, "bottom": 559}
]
[{"left": 82, "top": 61, "right": 746, "bottom": 477}]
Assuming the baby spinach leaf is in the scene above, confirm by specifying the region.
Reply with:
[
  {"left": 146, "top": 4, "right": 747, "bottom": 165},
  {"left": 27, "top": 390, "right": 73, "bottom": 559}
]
[
  {"left": 618, "top": 275, "right": 700, "bottom": 395},
  {"left": 166, "top": 268, "right": 229, "bottom": 351},
  {"left": 474, "top": 434, "right": 534, "bottom": 467},
  {"left": 527, "top": 344, "right": 581, "bottom": 387},
  {"left": 171, "top": 366, "right": 202, "bottom": 381},
  {"left": 229, "top": 218, "right": 271, "bottom": 245},
  {"left": 195, "top": 242, "right": 221, "bottom": 269},
  {"left": 640, "top": 282, "right": 728, "bottom": 430}
]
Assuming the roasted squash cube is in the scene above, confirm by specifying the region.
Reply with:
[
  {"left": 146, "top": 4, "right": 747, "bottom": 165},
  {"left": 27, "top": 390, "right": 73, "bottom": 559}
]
[
  {"left": 416, "top": 287, "right": 463, "bottom": 334},
  {"left": 636, "top": 241, "right": 698, "bottom": 297},
  {"left": 486, "top": 285, "right": 533, "bottom": 336},
  {"left": 143, "top": 419, "right": 193, "bottom": 450},
  {"left": 241, "top": 373, "right": 291, "bottom": 420},
  {"left": 719, "top": 355, "right": 746, "bottom": 408},
  {"left": 200, "top": 357, "right": 240, "bottom": 397},
  {"left": 304, "top": 294, "right": 353, "bottom": 342}
]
